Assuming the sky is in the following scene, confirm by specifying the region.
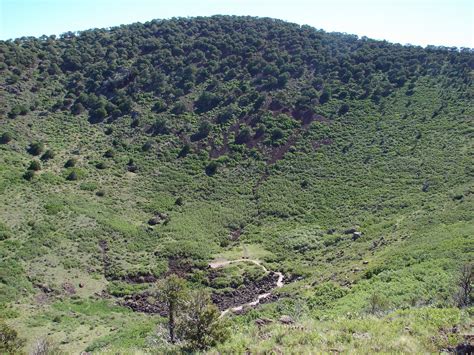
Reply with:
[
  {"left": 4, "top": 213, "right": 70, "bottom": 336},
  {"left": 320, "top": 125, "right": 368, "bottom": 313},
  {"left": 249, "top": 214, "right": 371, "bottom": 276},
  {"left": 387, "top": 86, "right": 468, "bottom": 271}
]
[{"left": 1, "top": 0, "right": 473, "bottom": 47}]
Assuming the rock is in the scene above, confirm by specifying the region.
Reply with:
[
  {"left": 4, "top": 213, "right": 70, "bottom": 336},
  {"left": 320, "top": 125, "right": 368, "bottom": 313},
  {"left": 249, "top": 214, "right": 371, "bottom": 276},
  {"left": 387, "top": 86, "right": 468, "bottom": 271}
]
[
  {"left": 279, "top": 315, "right": 294, "bottom": 324},
  {"left": 79, "top": 283, "right": 84, "bottom": 288},
  {"left": 344, "top": 228, "right": 358, "bottom": 234},
  {"left": 363, "top": 260, "right": 369, "bottom": 265},
  {"left": 255, "top": 318, "right": 273, "bottom": 326},
  {"left": 148, "top": 212, "right": 169, "bottom": 225},
  {"left": 352, "top": 232, "right": 362, "bottom": 241}
]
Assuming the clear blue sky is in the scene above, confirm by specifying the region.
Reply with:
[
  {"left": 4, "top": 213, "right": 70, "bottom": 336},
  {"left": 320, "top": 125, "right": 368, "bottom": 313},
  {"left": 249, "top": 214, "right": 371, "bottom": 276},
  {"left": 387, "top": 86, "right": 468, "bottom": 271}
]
[{"left": 1, "top": 0, "right": 473, "bottom": 47}]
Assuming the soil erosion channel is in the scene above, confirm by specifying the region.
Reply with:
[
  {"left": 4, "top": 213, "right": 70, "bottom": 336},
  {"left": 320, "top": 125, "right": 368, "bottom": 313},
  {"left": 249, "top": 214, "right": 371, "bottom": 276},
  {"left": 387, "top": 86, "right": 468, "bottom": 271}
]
[{"left": 208, "top": 258, "right": 284, "bottom": 316}]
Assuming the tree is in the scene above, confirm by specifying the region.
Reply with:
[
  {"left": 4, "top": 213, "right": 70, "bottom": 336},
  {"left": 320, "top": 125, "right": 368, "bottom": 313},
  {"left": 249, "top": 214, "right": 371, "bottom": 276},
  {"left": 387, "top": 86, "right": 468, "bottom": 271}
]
[
  {"left": 157, "top": 275, "right": 188, "bottom": 344},
  {"left": 454, "top": 263, "right": 473, "bottom": 308},
  {"left": 177, "top": 290, "right": 229, "bottom": 351},
  {"left": 23, "top": 170, "right": 35, "bottom": 181}
]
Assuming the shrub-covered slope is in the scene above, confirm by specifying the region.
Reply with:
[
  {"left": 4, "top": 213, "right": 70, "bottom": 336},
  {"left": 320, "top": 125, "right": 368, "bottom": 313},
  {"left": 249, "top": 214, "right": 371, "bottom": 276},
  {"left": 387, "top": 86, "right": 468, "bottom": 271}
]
[{"left": 0, "top": 16, "right": 473, "bottom": 353}]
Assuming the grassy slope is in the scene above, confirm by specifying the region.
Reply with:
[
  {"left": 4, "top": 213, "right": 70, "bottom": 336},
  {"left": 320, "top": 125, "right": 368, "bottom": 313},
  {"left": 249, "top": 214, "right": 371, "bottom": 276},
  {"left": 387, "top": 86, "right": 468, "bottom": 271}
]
[{"left": 0, "top": 47, "right": 473, "bottom": 353}]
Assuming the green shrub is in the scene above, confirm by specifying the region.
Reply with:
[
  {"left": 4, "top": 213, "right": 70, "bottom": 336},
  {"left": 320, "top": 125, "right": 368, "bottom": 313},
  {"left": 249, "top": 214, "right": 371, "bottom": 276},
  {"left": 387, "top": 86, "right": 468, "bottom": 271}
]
[
  {"left": 64, "top": 158, "right": 76, "bottom": 168},
  {"left": 0, "top": 132, "right": 12, "bottom": 144},
  {"left": 41, "top": 149, "right": 55, "bottom": 161},
  {"left": 28, "top": 142, "right": 44, "bottom": 156},
  {"left": 28, "top": 160, "right": 41, "bottom": 171},
  {"left": 23, "top": 170, "right": 35, "bottom": 180}
]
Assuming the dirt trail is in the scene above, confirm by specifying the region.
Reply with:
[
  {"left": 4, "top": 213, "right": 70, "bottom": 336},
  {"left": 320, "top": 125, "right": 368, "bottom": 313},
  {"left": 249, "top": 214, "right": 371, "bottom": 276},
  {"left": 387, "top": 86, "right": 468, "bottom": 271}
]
[{"left": 208, "top": 258, "right": 284, "bottom": 316}]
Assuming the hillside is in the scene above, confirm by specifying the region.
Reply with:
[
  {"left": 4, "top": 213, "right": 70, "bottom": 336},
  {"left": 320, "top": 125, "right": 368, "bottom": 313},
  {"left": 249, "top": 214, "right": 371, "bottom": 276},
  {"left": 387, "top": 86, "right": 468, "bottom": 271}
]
[{"left": 0, "top": 16, "right": 473, "bottom": 353}]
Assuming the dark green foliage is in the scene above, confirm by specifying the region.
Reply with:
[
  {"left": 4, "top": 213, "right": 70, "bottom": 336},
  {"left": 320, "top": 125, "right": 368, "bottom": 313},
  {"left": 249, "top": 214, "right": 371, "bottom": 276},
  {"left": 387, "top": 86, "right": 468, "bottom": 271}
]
[
  {"left": 271, "top": 128, "right": 284, "bottom": 142},
  {"left": 0, "top": 132, "right": 12, "bottom": 144},
  {"left": 157, "top": 275, "right": 188, "bottom": 344},
  {"left": 217, "top": 105, "right": 238, "bottom": 124},
  {"left": 64, "top": 158, "right": 76, "bottom": 168},
  {"left": 104, "top": 149, "right": 115, "bottom": 158},
  {"left": 142, "top": 141, "right": 153, "bottom": 152},
  {"left": 66, "top": 171, "right": 78, "bottom": 181},
  {"left": 28, "top": 142, "right": 44, "bottom": 156},
  {"left": 28, "top": 160, "right": 41, "bottom": 171},
  {"left": 195, "top": 92, "right": 221, "bottom": 113},
  {"left": 191, "top": 121, "right": 212, "bottom": 141},
  {"left": 40, "top": 149, "right": 55, "bottom": 161},
  {"left": 338, "top": 103, "right": 350, "bottom": 115},
  {"left": 152, "top": 99, "right": 167, "bottom": 113},
  {"left": 171, "top": 101, "right": 187, "bottom": 115},
  {"left": 178, "top": 144, "right": 191, "bottom": 158},
  {"left": 95, "top": 162, "right": 107, "bottom": 170},
  {"left": 152, "top": 118, "right": 170, "bottom": 135},
  {"left": 23, "top": 170, "right": 35, "bottom": 180},
  {"left": 177, "top": 290, "right": 229, "bottom": 350},
  {"left": 8, "top": 104, "right": 28, "bottom": 118},
  {"left": 205, "top": 161, "right": 218, "bottom": 176},
  {"left": 235, "top": 127, "right": 252, "bottom": 144}
]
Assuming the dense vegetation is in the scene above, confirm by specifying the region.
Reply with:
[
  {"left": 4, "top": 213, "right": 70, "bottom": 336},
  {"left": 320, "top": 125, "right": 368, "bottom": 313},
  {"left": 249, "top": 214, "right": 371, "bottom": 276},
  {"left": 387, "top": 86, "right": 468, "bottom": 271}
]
[{"left": 0, "top": 16, "right": 473, "bottom": 353}]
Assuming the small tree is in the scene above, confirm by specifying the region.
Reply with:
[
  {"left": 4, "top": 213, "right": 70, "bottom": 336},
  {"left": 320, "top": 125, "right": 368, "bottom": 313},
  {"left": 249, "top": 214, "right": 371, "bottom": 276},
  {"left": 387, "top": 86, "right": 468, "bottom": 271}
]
[
  {"left": 454, "top": 263, "right": 473, "bottom": 308},
  {"left": 177, "top": 290, "right": 229, "bottom": 351},
  {"left": 157, "top": 275, "right": 188, "bottom": 344},
  {"left": 367, "top": 292, "right": 389, "bottom": 315}
]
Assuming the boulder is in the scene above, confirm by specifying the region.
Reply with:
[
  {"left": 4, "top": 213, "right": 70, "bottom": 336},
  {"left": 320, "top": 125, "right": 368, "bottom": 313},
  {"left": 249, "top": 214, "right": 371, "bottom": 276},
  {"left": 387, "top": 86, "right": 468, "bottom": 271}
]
[
  {"left": 352, "top": 232, "right": 362, "bottom": 241},
  {"left": 279, "top": 315, "right": 294, "bottom": 324}
]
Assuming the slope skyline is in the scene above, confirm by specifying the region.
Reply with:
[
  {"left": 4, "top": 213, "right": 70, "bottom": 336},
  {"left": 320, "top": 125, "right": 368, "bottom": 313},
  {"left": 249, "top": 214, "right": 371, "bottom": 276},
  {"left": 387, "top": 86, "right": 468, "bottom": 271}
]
[{"left": 1, "top": 0, "right": 473, "bottom": 48}]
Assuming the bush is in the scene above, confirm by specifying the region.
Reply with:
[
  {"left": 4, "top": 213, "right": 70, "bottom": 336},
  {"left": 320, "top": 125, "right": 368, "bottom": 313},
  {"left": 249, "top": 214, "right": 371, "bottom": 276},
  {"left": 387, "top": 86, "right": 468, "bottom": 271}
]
[
  {"left": 0, "top": 132, "right": 12, "bottom": 144},
  {"left": 95, "top": 162, "right": 107, "bottom": 170},
  {"left": 0, "top": 321, "right": 25, "bottom": 354},
  {"left": 64, "top": 158, "right": 76, "bottom": 168},
  {"left": 178, "top": 144, "right": 191, "bottom": 158},
  {"left": 28, "top": 142, "right": 44, "bottom": 156},
  {"left": 40, "top": 150, "right": 55, "bottom": 161},
  {"left": 205, "top": 161, "right": 218, "bottom": 176},
  {"left": 142, "top": 141, "right": 153, "bottom": 152},
  {"left": 152, "top": 118, "right": 170, "bottom": 135},
  {"left": 28, "top": 160, "right": 41, "bottom": 171},
  {"left": 191, "top": 121, "right": 212, "bottom": 141},
  {"left": 23, "top": 170, "right": 35, "bottom": 181},
  {"left": 271, "top": 128, "right": 284, "bottom": 142},
  {"left": 66, "top": 171, "right": 78, "bottom": 181},
  {"left": 235, "top": 127, "right": 252, "bottom": 144},
  {"left": 104, "top": 149, "right": 115, "bottom": 158}
]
